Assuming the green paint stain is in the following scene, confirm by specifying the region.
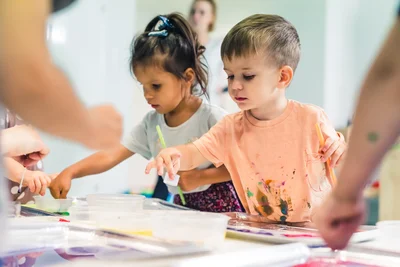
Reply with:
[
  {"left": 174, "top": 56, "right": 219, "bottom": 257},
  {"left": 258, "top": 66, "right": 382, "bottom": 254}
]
[
  {"left": 258, "top": 182, "right": 263, "bottom": 185},
  {"left": 280, "top": 199, "right": 288, "bottom": 215},
  {"left": 247, "top": 189, "right": 254, "bottom": 198},
  {"left": 260, "top": 196, "right": 268, "bottom": 203},
  {"left": 263, "top": 205, "right": 274, "bottom": 215},
  {"left": 367, "top": 132, "right": 379, "bottom": 143}
]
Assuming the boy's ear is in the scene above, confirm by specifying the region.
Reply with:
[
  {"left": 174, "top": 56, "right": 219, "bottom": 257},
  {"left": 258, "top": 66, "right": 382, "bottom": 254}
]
[{"left": 277, "top": 65, "right": 294, "bottom": 89}]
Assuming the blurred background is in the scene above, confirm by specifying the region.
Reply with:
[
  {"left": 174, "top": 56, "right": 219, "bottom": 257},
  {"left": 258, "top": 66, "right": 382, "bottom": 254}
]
[{"left": 42, "top": 0, "right": 398, "bottom": 197}]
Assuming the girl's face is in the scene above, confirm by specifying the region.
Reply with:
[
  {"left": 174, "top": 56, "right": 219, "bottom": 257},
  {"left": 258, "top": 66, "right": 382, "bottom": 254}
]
[
  {"left": 134, "top": 65, "right": 189, "bottom": 114},
  {"left": 189, "top": 0, "right": 215, "bottom": 33}
]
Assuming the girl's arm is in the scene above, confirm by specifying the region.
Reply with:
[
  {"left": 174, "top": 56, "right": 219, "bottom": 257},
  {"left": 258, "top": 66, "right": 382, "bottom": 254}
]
[
  {"left": 50, "top": 144, "right": 134, "bottom": 198},
  {"left": 178, "top": 165, "right": 231, "bottom": 191}
]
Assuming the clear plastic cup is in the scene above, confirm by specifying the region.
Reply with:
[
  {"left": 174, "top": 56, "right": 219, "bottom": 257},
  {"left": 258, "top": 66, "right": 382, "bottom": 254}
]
[
  {"left": 86, "top": 194, "right": 145, "bottom": 211},
  {"left": 33, "top": 196, "right": 73, "bottom": 212}
]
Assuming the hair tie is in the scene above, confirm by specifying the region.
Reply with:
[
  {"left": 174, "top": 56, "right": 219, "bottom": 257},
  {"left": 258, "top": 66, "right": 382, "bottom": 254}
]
[{"left": 148, "top": 16, "right": 174, "bottom": 37}]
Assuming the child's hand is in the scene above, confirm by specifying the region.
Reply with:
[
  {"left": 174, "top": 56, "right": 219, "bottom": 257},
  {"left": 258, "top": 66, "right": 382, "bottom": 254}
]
[
  {"left": 145, "top": 148, "right": 182, "bottom": 179},
  {"left": 49, "top": 170, "right": 73, "bottom": 199},
  {"left": 177, "top": 170, "right": 201, "bottom": 191},
  {"left": 320, "top": 137, "right": 346, "bottom": 167},
  {"left": 24, "top": 171, "right": 52, "bottom": 196}
]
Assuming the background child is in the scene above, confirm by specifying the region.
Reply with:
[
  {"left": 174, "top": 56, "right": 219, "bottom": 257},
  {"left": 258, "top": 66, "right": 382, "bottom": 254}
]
[
  {"left": 50, "top": 13, "right": 243, "bottom": 213},
  {"left": 146, "top": 14, "right": 346, "bottom": 223},
  {"left": 2, "top": 110, "right": 54, "bottom": 203}
]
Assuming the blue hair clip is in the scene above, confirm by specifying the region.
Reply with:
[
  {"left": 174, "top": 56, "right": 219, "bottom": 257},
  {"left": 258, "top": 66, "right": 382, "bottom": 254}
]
[{"left": 148, "top": 16, "right": 174, "bottom": 37}]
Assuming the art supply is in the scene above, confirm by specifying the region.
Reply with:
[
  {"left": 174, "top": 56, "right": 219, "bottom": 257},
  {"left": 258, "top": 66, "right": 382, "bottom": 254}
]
[
  {"left": 18, "top": 167, "right": 27, "bottom": 194},
  {"left": 227, "top": 222, "right": 377, "bottom": 246},
  {"left": 156, "top": 125, "right": 186, "bottom": 205},
  {"left": 315, "top": 123, "right": 337, "bottom": 185}
]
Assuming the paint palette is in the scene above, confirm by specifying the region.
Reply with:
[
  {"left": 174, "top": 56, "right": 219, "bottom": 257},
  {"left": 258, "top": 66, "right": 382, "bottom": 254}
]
[
  {"left": 226, "top": 220, "right": 378, "bottom": 247},
  {"left": 295, "top": 247, "right": 400, "bottom": 267}
]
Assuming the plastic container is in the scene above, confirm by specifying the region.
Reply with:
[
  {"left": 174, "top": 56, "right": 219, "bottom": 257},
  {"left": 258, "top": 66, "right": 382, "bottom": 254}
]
[
  {"left": 86, "top": 194, "right": 145, "bottom": 211},
  {"left": 376, "top": 220, "right": 400, "bottom": 241},
  {"left": 33, "top": 196, "right": 73, "bottom": 212},
  {"left": 152, "top": 212, "right": 230, "bottom": 249},
  {"left": 95, "top": 211, "right": 157, "bottom": 236}
]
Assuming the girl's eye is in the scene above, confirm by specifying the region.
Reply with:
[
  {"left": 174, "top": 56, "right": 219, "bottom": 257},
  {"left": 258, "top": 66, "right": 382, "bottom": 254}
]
[
  {"left": 243, "top": 75, "right": 255, "bottom": 81},
  {"left": 227, "top": 75, "right": 234, "bottom": 80},
  {"left": 152, "top": 84, "right": 161, "bottom": 90}
]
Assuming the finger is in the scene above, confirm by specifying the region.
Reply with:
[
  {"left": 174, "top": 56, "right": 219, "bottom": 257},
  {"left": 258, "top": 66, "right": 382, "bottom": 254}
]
[
  {"left": 60, "top": 188, "right": 69, "bottom": 199},
  {"left": 321, "top": 137, "right": 335, "bottom": 153},
  {"left": 39, "top": 176, "right": 48, "bottom": 196},
  {"left": 322, "top": 141, "right": 340, "bottom": 161},
  {"left": 172, "top": 155, "right": 181, "bottom": 175},
  {"left": 37, "top": 142, "right": 50, "bottom": 158},
  {"left": 162, "top": 156, "right": 175, "bottom": 180},
  {"left": 33, "top": 178, "right": 42, "bottom": 195},
  {"left": 23, "top": 158, "right": 39, "bottom": 167},
  {"left": 330, "top": 147, "right": 344, "bottom": 167},
  {"left": 44, "top": 174, "right": 52, "bottom": 185},
  {"left": 145, "top": 161, "right": 156, "bottom": 174},
  {"left": 28, "top": 181, "right": 35, "bottom": 194},
  {"left": 50, "top": 184, "right": 60, "bottom": 199},
  {"left": 28, "top": 152, "right": 41, "bottom": 161},
  {"left": 156, "top": 157, "right": 165, "bottom": 176}
]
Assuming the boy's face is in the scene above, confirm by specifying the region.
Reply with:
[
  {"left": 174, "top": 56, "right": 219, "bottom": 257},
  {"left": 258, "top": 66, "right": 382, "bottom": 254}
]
[{"left": 223, "top": 54, "right": 282, "bottom": 111}]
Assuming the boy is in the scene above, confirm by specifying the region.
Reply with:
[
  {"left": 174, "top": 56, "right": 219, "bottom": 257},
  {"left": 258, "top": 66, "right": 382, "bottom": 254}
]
[{"left": 146, "top": 14, "right": 346, "bottom": 223}]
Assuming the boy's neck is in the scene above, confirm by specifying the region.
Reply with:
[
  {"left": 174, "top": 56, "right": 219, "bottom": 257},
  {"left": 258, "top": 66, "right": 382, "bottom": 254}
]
[
  {"left": 249, "top": 97, "right": 288, "bottom": 121},
  {"left": 164, "top": 96, "right": 202, "bottom": 127}
]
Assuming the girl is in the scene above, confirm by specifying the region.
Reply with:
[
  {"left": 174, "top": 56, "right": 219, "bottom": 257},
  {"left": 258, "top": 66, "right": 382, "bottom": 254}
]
[{"left": 50, "top": 13, "right": 243, "bottom": 213}]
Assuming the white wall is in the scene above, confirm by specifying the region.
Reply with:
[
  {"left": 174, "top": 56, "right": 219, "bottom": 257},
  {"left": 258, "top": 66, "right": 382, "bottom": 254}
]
[
  {"left": 324, "top": 0, "right": 398, "bottom": 127},
  {"left": 44, "top": 0, "right": 156, "bottom": 196}
]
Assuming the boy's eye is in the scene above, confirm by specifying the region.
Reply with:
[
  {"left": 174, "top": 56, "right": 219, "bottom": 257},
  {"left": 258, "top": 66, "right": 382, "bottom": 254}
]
[
  {"left": 152, "top": 84, "right": 161, "bottom": 90},
  {"left": 243, "top": 75, "right": 255, "bottom": 81},
  {"left": 227, "top": 75, "right": 234, "bottom": 80}
]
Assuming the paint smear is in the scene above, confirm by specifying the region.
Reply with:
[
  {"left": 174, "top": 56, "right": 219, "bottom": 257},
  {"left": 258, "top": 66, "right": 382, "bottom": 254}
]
[
  {"left": 280, "top": 198, "right": 288, "bottom": 215},
  {"left": 246, "top": 188, "right": 254, "bottom": 197},
  {"left": 283, "top": 233, "right": 318, "bottom": 238},
  {"left": 294, "top": 258, "right": 382, "bottom": 267}
]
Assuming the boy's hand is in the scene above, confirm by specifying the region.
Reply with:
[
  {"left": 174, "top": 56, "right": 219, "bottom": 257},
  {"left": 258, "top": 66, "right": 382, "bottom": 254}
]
[
  {"left": 320, "top": 137, "right": 346, "bottom": 167},
  {"left": 49, "top": 170, "right": 73, "bottom": 199},
  {"left": 145, "top": 148, "right": 182, "bottom": 179}
]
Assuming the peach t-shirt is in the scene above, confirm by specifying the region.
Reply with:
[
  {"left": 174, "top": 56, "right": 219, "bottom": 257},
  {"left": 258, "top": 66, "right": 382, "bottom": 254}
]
[{"left": 193, "top": 100, "right": 343, "bottom": 223}]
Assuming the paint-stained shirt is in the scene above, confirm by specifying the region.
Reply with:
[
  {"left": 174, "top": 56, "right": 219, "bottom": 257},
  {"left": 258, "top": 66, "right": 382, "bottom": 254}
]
[{"left": 193, "top": 100, "right": 344, "bottom": 223}]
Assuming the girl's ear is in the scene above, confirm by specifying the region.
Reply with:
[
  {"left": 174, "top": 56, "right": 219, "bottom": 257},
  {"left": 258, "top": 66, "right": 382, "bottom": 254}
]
[{"left": 183, "top": 68, "right": 195, "bottom": 85}]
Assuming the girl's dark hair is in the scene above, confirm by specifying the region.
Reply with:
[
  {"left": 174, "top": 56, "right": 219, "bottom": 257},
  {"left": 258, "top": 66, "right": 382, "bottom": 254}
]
[{"left": 130, "top": 13, "right": 208, "bottom": 98}]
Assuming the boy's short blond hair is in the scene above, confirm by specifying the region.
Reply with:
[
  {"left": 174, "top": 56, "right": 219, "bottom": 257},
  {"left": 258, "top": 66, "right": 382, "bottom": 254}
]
[{"left": 221, "top": 14, "right": 301, "bottom": 72}]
